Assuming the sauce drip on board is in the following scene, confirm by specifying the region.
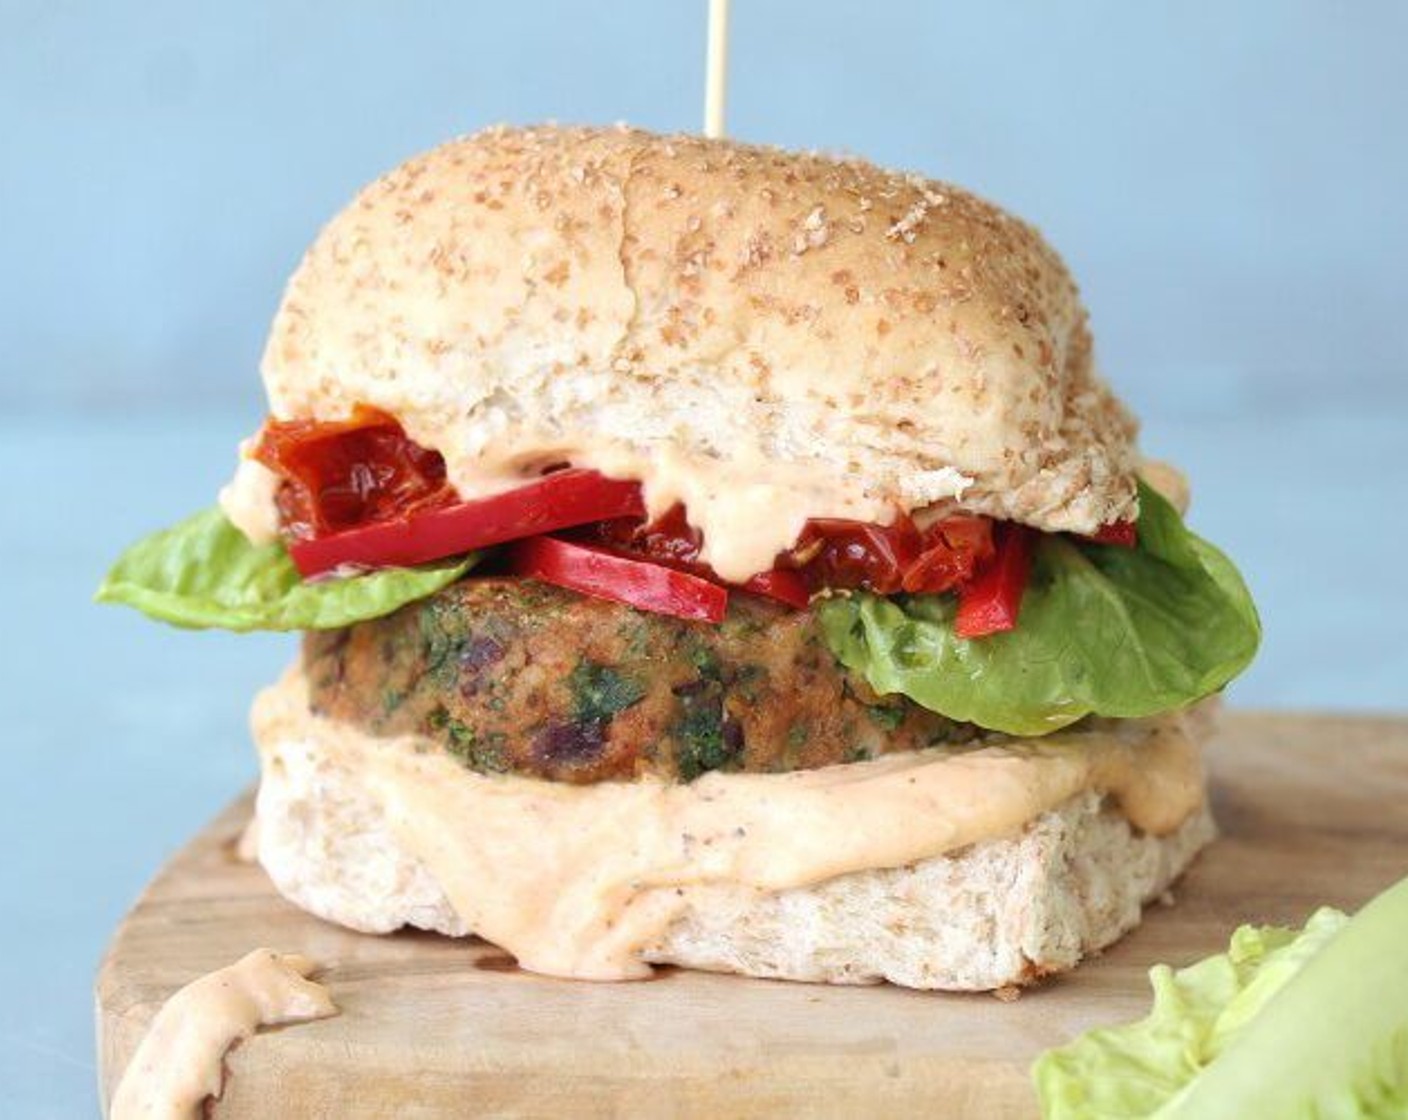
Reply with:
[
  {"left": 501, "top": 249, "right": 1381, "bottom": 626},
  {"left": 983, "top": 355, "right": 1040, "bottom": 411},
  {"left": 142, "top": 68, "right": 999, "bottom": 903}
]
[{"left": 109, "top": 948, "right": 336, "bottom": 1120}]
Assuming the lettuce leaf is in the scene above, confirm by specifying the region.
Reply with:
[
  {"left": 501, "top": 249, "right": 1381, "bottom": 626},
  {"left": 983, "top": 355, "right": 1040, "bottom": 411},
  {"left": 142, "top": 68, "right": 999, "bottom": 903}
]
[
  {"left": 817, "top": 482, "right": 1260, "bottom": 734},
  {"left": 95, "top": 507, "right": 474, "bottom": 632},
  {"left": 1034, "top": 874, "right": 1408, "bottom": 1118}
]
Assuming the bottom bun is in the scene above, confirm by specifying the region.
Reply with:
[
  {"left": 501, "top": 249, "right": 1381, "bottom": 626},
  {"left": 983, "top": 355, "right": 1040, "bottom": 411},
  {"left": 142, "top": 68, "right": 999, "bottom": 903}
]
[
  {"left": 254, "top": 668, "right": 1215, "bottom": 991},
  {"left": 642, "top": 794, "right": 1213, "bottom": 989}
]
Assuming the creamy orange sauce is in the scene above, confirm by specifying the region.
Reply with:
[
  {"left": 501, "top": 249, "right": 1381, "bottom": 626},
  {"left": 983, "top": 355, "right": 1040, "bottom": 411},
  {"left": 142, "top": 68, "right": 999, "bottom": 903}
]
[
  {"left": 234, "top": 817, "right": 260, "bottom": 864},
  {"left": 254, "top": 670, "right": 1205, "bottom": 981},
  {"left": 224, "top": 430, "right": 1182, "bottom": 585},
  {"left": 220, "top": 427, "right": 953, "bottom": 582},
  {"left": 218, "top": 448, "right": 281, "bottom": 546},
  {"left": 584, "top": 440, "right": 967, "bottom": 582},
  {"left": 219, "top": 433, "right": 1176, "bottom": 585},
  {"left": 1140, "top": 457, "right": 1191, "bottom": 515},
  {"left": 109, "top": 949, "right": 336, "bottom": 1120}
]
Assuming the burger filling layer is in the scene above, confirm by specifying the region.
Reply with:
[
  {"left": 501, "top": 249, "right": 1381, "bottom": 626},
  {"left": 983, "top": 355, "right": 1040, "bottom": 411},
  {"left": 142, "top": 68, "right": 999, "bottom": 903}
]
[
  {"left": 247, "top": 405, "right": 1043, "bottom": 635},
  {"left": 100, "top": 404, "right": 1259, "bottom": 740}
]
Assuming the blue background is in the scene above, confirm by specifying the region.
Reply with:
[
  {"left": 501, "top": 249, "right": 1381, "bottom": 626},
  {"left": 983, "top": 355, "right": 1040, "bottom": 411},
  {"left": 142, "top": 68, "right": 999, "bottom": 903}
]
[{"left": 2, "top": 2, "right": 1405, "bottom": 1115}]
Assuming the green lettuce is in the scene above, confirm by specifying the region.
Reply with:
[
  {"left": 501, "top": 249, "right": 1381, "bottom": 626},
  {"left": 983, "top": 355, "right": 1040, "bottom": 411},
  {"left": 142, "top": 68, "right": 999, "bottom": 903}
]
[
  {"left": 1034, "top": 874, "right": 1408, "bottom": 1118},
  {"left": 817, "top": 482, "right": 1260, "bottom": 734},
  {"left": 95, "top": 507, "right": 474, "bottom": 632}
]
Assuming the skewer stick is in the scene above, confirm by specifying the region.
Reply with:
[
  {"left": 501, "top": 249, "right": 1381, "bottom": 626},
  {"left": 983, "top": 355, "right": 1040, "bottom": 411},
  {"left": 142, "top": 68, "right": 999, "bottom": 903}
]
[{"left": 704, "top": 0, "right": 730, "bottom": 138}]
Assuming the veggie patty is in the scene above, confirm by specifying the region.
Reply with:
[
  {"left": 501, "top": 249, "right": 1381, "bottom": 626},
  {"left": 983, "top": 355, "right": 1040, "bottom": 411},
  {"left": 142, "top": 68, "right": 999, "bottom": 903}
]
[{"left": 303, "top": 578, "right": 975, "bottom": 782}]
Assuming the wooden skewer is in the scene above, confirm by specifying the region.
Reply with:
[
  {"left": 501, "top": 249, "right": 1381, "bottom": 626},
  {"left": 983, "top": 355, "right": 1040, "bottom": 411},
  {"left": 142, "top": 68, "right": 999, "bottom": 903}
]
[{"left": 704, "top": 0, "right": 730, "bottom": 138}]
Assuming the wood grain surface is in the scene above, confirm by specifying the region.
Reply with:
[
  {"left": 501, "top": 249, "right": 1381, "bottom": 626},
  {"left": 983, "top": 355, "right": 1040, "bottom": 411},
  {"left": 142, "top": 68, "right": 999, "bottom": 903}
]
[{"left": 95, "top": 712, "right": 1408, "bottom": 1118}]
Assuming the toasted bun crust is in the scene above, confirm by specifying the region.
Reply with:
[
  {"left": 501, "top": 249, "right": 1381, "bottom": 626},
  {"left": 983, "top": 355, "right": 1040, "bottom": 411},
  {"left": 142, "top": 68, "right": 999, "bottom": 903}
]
[{"left": 257, "top": 125, "right": 1138, "bottom": 579}]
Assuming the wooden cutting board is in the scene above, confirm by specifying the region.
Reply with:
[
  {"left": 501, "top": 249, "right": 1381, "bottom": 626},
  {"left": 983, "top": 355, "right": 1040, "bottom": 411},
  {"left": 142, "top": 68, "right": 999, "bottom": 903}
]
[{"left": 96, "top": 712, "right": 1408, "bottom": 1118}]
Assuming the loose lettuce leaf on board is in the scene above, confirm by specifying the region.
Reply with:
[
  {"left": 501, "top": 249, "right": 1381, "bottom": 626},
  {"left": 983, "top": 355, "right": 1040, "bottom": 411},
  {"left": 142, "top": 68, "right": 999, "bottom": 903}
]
[
  {"left": 818, "top": 482, "right": 1260, "bottom": 735},
  {"left": 96, "top": 507, "right": 474, "bottom": 632},
  {"left": 1034, "top": 874, "right": 1408, "bottom": 1118}
]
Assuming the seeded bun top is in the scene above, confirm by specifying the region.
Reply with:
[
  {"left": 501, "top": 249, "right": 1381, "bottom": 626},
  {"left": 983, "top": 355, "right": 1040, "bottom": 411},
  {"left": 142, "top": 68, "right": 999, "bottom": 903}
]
[{"left": 254, "top": 124, "right": 1137, "bottom": 579}]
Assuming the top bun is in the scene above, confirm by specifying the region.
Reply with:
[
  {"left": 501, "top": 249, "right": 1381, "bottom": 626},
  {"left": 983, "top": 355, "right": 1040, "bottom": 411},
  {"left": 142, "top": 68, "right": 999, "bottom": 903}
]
[{"left": 257, "top": 124, "right": 1138, "bottom": 580}]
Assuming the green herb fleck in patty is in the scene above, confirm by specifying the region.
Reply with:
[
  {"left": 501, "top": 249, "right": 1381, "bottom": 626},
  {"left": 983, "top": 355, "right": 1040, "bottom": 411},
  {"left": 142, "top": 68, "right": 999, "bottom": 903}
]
[
  {"left": 865, "top": 703, "right": 906, "bottom": 731},
  {"left": 568, "top": 660, "right": 647, "bottom": 724},
  {"left": 674, "top": 694, "right": 742, "bottom": 781}
]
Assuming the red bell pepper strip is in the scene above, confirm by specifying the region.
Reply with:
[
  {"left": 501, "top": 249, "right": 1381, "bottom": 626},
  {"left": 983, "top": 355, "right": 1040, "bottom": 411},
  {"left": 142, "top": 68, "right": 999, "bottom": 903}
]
[
  {"left": 739, "top": 567, "right": 811, "bottom": 609},
  {"left": 508, "top": 535, "right": 729, "bottom": 623},
  {"left": 288, "top": 469, "right": 646, "bottom": 578},
  {"left": 954, "top": 523, "right": 1034, "bottom": 639},
  {"left": 1087, "top": 520, "right": 1138, "bottom": 548}
]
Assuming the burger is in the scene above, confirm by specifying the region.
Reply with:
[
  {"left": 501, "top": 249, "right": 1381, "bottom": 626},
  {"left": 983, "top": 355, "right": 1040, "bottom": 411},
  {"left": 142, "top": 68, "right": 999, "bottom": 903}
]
[{"left": 99, "top": 125, "right": 1259, "bottom": 990}]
